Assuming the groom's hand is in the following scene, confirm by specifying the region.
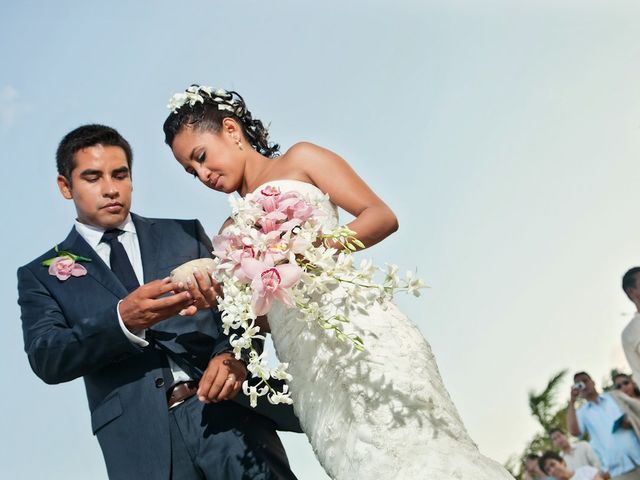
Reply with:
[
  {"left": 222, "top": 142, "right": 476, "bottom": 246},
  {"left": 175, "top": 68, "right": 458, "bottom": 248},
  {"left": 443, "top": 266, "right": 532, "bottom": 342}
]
[
  {"left": 197, "top": 352, "right": 247, "bottom": 403},
  {"left": 119, "top": 278, "right": 194, "bottom": 330}
]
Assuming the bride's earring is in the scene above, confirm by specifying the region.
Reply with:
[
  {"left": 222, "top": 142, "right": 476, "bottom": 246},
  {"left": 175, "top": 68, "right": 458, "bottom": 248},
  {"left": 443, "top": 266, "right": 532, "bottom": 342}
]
[{"left": 234, "top": 136, "right": 243, "bottom": 151}]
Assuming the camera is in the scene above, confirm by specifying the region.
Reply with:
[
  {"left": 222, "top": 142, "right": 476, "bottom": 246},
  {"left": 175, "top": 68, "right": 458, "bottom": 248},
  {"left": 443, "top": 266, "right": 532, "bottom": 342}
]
[{"left": 572, "top": 381, "right": 586, "bottom": 391}]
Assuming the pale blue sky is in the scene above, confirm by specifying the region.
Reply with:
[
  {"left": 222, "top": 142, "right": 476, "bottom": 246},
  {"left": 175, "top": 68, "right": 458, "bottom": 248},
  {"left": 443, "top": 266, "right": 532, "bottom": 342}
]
[{"left": 2, "top": 1, "right": 640, "bottom": 478}]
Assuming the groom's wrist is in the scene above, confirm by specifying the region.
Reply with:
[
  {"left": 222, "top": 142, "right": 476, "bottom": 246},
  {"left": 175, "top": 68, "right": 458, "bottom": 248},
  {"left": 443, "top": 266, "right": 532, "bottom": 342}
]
[
  {"left": 117, "top": 301, "right": 149, "bottom": 347},
  {"left": 217, "top": 348, "right": 249, "bottom": 367}
]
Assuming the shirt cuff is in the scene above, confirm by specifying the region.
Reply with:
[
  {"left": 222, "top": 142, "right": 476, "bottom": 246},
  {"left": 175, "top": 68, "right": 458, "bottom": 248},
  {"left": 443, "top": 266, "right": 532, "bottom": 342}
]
[{"left": 117, "top": 300, "right": 149, "bottom": 347}]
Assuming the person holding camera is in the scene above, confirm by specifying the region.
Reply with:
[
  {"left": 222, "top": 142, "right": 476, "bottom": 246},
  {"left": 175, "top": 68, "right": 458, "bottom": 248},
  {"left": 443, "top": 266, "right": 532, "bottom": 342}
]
[{"left": 567, "top": 372, "right": 640, "bottom": 480}]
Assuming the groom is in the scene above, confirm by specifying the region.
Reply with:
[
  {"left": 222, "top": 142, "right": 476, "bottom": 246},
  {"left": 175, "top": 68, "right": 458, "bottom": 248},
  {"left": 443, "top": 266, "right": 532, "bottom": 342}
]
[{"left": 17, "top": 124, "right": 299, "bottom": 479}]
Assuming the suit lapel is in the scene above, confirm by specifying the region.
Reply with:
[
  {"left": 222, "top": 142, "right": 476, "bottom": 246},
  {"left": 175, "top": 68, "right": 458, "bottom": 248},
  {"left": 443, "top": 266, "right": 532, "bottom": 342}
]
[
  {"left": 132, "top": 213, "right": 159, "bottom": 283},
  {"left": 58, "top": 228, "right": 128, "bottom": 299}
]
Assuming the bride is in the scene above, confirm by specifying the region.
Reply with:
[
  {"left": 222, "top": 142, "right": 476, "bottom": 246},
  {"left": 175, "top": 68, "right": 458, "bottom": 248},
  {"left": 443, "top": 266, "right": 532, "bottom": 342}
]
[{"left": 163, "top": 85, "right": 513, "bottom": 479}]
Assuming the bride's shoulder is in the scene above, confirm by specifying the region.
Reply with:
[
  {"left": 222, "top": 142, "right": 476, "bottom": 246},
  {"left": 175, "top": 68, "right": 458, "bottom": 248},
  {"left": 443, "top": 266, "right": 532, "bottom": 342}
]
[
  {"left": 283, "top": 141, "right": 328, "bottom": 160},
  {"left": 281, "top": 142, "right": 345, "bottom": 170}
]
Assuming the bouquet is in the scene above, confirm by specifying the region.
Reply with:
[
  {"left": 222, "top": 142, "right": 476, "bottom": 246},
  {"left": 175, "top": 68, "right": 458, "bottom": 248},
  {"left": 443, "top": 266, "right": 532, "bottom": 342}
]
[{"left": 211, "top": 184, "right": 425, "bottom": 407}]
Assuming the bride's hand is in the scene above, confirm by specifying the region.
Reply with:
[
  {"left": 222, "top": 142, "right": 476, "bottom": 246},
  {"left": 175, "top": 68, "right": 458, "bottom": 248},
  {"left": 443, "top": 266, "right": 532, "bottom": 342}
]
[
  {"left": 178, "top": 269, "right": 224, "bottom": 316},
  {"left": 197, "top": 352, "right": 247, "bottom": 403}
]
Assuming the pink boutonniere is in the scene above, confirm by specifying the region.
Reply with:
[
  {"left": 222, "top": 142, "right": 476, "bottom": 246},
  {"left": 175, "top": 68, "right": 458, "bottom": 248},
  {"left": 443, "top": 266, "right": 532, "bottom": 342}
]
[{"left": 42, "top": 246, "right": 91, "bottom": 281}]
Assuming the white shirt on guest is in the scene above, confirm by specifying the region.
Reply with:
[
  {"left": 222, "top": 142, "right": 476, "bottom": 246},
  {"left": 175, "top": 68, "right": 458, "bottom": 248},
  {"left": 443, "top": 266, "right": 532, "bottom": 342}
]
[
  {"left": 560, "top": 440, "right": 602, "bottom": 471},
  {"left": 622, "top": 313, "right": 640, "bottom": 386},
  {"left": 571, "top": 465, "right": 599, "bottom": 480},
  {"left": 74, "top": 214, "right": 190, "bottom": 385}
]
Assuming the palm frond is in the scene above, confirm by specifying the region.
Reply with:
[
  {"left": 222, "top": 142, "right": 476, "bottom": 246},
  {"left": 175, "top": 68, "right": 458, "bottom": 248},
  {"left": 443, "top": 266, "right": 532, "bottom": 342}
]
[{"left": 527, "top": 369, "right": 567, "bottom": 430}]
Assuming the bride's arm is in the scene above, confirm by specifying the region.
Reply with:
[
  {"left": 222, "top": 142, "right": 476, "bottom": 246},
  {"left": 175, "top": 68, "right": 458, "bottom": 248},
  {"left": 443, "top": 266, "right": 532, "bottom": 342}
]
[
  {"left": 218, "top": 216, "right": 234, "bottom": 234},
  {"left": 286, "top": 142, "right": 398, "bottom": 249}
]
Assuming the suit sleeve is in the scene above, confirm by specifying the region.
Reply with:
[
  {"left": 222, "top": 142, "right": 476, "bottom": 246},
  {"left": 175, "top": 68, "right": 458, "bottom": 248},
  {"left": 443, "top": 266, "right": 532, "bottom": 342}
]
[
  {"left": 18, "top": 265, "right": 143, "bottom": 384},
  {"left": 194, "top": 220, "right": 232, "bottom": 358},
  {"left": 195, "top": 218, "right": 214, "bottom": 258}
]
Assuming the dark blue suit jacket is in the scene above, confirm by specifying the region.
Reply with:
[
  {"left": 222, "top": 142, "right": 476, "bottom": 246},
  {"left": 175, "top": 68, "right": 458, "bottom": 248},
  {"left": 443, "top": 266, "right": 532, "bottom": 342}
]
[{"left": 17, "top": 213, "right": 300, "bottom": 479}]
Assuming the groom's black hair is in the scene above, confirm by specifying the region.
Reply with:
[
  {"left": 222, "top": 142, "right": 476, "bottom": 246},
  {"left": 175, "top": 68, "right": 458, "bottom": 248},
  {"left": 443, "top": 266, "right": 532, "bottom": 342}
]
[
  {"left": 56, "top": 124, "right": 133, "bottom": 182},
  {"left": 623, "top": 267, "right": 640, "bottom": 299}
]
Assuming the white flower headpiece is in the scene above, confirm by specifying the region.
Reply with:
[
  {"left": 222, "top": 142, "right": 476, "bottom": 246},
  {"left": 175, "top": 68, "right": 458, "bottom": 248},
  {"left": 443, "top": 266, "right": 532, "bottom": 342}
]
[{"left": 167, "top": 85, "right": 235, "bottom": 114}]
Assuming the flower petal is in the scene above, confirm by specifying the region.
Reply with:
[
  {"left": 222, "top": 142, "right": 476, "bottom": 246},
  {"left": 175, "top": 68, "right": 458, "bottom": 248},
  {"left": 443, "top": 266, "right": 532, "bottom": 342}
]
[
  {"left": 275, "top": 263, "right": 302, "bottom": 288},
  {"left": 240, "top": 257, "right": 267, "bottom": 280},
  {"left": 71, "top": 264, "right": 88, "bottom": 277},
  {"left": 273, "top": 288, "right": 295, "bottom": 308},
  {"left": 252, "top": 289, "right": 273, "bottom": 316}
]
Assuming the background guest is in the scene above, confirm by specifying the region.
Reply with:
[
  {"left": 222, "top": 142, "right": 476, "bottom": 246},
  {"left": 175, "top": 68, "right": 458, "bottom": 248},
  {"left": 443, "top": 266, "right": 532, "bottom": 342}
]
[
  {"left": 539, "top": 451, "right": 603, "bottom": 480},
  {"left": 567, "top": 371, "right": 640, "bottom": 479},
  {"left": 525, "top": 453, "right": 554, "bottom": 480},
  {"left": 622, "top": 267, "right": 640, "bottom": 385},
  {"left": 614, "top": 373, "right": 640, "bottom": 400},
  {"left": 549, "top": 427, "right": 601, "bottom": 471}
]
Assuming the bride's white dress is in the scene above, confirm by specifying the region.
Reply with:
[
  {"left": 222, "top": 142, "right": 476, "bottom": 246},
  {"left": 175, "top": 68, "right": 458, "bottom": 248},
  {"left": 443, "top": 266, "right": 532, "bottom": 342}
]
[{"left": 258, "top": 180, "right": 513, "bottom": 479}]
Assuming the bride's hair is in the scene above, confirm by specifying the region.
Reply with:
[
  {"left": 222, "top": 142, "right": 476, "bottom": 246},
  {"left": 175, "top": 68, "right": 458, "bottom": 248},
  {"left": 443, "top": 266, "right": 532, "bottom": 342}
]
[{"left": 163, "top": 85, "right": 279, "bottom": 158}]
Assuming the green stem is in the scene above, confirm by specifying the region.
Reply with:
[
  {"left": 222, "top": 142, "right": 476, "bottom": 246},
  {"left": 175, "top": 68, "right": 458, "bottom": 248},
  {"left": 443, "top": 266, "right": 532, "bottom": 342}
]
[{"left": 296, "top": 301, "right": 365, "bottom": 351}]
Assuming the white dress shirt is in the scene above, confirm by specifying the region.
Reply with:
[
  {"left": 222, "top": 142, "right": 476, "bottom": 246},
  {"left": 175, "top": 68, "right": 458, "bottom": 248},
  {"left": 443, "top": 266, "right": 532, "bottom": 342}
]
[
  {"left": 560, "top": 440, "right": 602, "bottom": 471},
  {"left": 74, "top": 215, "right": 190, "bottom": 385},
  {"left": 571, "top": 466, "right": 599, "bottom": 480},
  {"left": 622, "top": 313, "right": 640, "bottom": 385}
]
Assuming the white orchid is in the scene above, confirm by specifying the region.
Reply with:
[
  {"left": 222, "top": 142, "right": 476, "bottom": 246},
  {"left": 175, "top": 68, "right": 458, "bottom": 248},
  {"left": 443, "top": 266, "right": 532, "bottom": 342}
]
[
  {"left": 229, "top": 332, "right": 253, "bottom": 357},
  {"left": 242, "top": 383, "right": 269, "bottom": 408},
  {"left": 167, "top": 89, "right": 203, "bottom": 113},
  {"left": 246, "top": 350, "right": 271, "bottom": 380},
  {"left": 270, "top": 363, "right": 293, "bottom": 381},
  {"left": 268, "top": 384, "right": 293, "bottom": 405},
  {"left": 167, "top": 92, "right": 188, "bottom": 112},
  {"left": 167, "top": 85, "right": 231, "bottom": 113},
  {"left": 218, "top": 103, "right": 235, "bottom": 113},
  {"left": 405, "top": 271, "right": 427, "bottom": 297}
]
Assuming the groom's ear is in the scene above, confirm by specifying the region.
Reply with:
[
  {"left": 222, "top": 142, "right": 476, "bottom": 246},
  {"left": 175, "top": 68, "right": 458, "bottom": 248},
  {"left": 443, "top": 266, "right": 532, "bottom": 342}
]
[{"left": 57, "top": 174, "right": 73, "bottom": 200}]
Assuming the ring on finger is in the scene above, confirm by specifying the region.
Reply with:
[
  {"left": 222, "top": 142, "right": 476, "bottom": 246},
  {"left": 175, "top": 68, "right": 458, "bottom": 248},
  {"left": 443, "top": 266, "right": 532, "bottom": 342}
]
[{"left": 227, "top": 374, "right": 236, "bottom": 383}]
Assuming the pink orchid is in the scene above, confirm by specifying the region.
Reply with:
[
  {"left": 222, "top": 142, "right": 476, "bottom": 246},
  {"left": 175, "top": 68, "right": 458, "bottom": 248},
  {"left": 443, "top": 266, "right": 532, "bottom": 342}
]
[
  {"left": 279, "top": 193, "right": 315, "bottom": 223},
  {"left": 48, "top": 256, "right": 88, "bottom": 281},
  {"left": 276, "top": 218, "right": 304, "bottom": 233},
  {"left": 240, "top": 257, "right": 302, "bottom": 315},
  {"left": 227, "top": 245, "right": 259, "bottom": 282},
  {"left": 264, "top": 234, "right": 312, "bottom": 265},
  {"left": 262, "top": 239, "right": 290, "bottom": 265},
  {"left": 256, "top": 186, "right": 282, "bottom": 213},
  {"left": 228, "top": 244, "right": 256, "bottom": 266},
  {"left": 260, "top": 185, "right": 281, "bottom": 197},
  {"left": 213, "top": 234, "right": 264, "bottom": 281},
  {"left": 212, "top": 234, "right": 244, "bottom": 260},
  {"left": 259, "top": 210, "right": 288, "bottom": 234}
]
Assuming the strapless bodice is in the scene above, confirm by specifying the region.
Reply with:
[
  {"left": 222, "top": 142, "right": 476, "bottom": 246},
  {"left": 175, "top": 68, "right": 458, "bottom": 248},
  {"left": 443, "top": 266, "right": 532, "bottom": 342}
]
[{"left": 248, "top": 179, "right": 339, "bottom": 230}]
